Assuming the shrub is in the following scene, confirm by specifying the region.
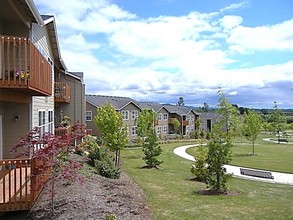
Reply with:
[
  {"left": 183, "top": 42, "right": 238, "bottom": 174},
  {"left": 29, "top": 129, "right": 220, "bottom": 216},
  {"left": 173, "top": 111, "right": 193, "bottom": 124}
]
[
  {"left": 191, "top": 145, "right": 207, "bottom": 182},
  {"left": 92, "top": 147, "right": 120, "bottom": 179}
]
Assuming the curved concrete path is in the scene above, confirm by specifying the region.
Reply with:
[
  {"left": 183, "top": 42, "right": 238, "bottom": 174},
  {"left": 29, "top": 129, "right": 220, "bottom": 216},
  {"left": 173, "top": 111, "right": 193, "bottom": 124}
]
[{"left": 173, "top": 142, "right": 293, "bottom": 185}]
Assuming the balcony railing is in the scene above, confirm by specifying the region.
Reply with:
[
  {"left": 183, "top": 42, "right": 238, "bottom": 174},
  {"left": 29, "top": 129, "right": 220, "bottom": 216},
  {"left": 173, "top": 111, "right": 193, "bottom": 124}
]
[
  {"left": 0, "top": 35, "right": 52, "bottom": 96},
  {"left": 0, "top": 158, "right": 50, "bottom": 212},
  {"left": 182, "top": 120, "right": 189, "bottom": 126},
  {"left": 55, "top": 126, "right": 71, "bottom": 137},
  {"left": 54, "top": 82, "right": 70, "bottom": 103}
]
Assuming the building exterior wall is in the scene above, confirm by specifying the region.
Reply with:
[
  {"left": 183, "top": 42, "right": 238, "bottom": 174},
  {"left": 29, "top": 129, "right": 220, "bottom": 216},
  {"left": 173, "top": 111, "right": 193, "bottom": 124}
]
[
  {"left": 31, "top": 23, "right": 54, "bottom": 132},
  {"left": 156, "top": 108, "right": 169, "bottom": 140},
  {"left": 86, "top": 102, "right": 141, "bottom": 141},
  {"left": 55, "top": 73, "right": 86, "bottom": 127},
  {"left": 119, "top": 103, "right": 140, "bottom": 140},
  {"left": 1, "top": 102, "right": 30, "bottom": 159}
]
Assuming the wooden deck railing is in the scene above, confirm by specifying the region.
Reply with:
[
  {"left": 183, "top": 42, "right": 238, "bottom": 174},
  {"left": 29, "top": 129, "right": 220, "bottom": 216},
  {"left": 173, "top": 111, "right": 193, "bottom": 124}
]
[
  {"left": 0, "top": 35, "right": 52, "bottom": 96},
  {"left": 182, "top": 120, "right": 189, "bottom": 126},
  {"left": 0, "top": 157, "right": 51, "bottom": 212},
  {"left": 54, "top": 82, "right": 70, "bottom": 103},
  {"left": 55, "top": 126, "right": 71, "bottom": 137}
]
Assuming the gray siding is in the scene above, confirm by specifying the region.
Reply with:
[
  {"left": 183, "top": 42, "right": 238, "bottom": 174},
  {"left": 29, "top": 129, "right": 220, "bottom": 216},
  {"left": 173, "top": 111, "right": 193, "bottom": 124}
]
[
  {"left": 31, "top": 23, "right": 54, "bottom": 131},
  {"left": 55, "top": 73, "right": 86, "bottom": 126},
  {"left": 1, "top": 102, "right": 30, "bottom": 159}
]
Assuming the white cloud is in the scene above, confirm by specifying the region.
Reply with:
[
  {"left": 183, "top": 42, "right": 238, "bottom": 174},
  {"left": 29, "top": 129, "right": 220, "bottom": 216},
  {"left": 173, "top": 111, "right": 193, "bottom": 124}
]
[
  {"left": 220, "top": 15, "right": 243, "bottom": 32},
  {"left": 220, "top": 1, "right": 248, "bottom": 13},
  {"left": 34, "top": 0, "right": 293, "bottom": 108},
  {"left": 227, "top": 18, "right": 293, "bottom": 51}
]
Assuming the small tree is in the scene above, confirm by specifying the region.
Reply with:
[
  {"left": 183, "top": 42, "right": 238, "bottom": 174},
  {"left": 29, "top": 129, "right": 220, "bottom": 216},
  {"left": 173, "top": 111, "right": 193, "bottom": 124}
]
[
  {"left": 270, "top": 102, "right": 286, "bottom": 143},
  {"left": 177, "top": 96, "right": 185, "bottom": 106},
  {"left": 94, "top": 102, "right": 128, "bottom": 166},
  {"left": 137, "top": 109, "right": 163, "bottom": 168},
  {"left": 172, "top": 118, "right": 181, "bottom": 134},
  {"left": 191, "top": 145, "right": 207, "bottom": 182},
  {"left": 206, "top": 125, "right": 232, "bottom": 193},
  {"left": 194, "top": 117, "right": 201, "bottom": 139},
  {"left": 217, "top": 89, "right": 239, "bottom": 137},
  {"left": 11, "top": 125, "right": 85, "bottom": 214},
  {"left": 243, "top": 110, "right": 262, "bottom": 155}
]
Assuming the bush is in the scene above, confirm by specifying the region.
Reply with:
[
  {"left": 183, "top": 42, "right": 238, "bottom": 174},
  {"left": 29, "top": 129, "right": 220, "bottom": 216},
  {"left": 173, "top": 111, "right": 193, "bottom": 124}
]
[
  {"left": 191, "top": 145, "right": 207, "bottom": 182},
  {"left": 206, "top": 131, "right": 211, "bottom": 140},
  {"left": 200, "top": 131, "right": 205, "bottom": 139},
  {"left": 91, "top": 147, "right": 120, "bottom": 179}
]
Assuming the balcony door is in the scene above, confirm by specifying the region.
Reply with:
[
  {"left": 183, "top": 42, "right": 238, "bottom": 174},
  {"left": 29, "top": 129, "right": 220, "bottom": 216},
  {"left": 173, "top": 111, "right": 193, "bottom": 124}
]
[{"left": 0, "top": 115, "right": 2, "bottom": 159}]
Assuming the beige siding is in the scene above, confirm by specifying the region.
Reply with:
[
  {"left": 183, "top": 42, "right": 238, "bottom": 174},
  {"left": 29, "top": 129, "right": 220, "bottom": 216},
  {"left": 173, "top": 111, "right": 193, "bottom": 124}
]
[
  {"left": 156, "top": 108, "right": 169, "bottom": 140},
  {"left": 119, "top": 103, "right": 140, "bottom": 140}
]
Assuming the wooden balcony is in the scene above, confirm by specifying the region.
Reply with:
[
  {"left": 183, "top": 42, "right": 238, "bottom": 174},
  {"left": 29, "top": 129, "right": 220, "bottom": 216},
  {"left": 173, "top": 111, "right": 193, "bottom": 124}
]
[
  {"left": 0, "top": 35, "right": 52, "bottom": 96},
  {"left": 54, "top": 82, "right": 70, "bottom": 103},
  {"left": 55, "top": 126, "right": 71, "bottom": 136},
  {"left": 182, "top": 120, "right": 189, "bottom": 126}
]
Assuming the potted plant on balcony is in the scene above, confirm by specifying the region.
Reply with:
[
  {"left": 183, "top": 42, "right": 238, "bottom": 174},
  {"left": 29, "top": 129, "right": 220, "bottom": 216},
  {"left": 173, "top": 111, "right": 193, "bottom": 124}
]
[{"left": 61, "top": 116, "right": 71, "bottom": 128}]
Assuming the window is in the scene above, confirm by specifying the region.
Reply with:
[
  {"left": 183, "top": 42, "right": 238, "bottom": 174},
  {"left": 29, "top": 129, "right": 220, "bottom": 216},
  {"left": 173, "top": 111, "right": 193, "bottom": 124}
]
[
  {"left": 190, "top": 115, "right": 194, "bottom": 122},
  {"left": 157, "top": 113, "right": 162, "bottom": 121},
  {"left": 190, "top": 125, "right": 194, "bottom": 132},
  {"left": 156, "top": 126, "right": 162, "bottom": 134},
  {"left": 48, "top": 110, "right": 53, "bottom": 134},
  {"left": 39, "top": 110, "right": 46, "bottom": 137},
  {"left": 121, "top": 110, "right": 129, "bottom": 120},
  {"left": 163, "top": 125, "right": 168, "bottom": 133},
  {"left": 186, "top": 126, "right": 190, "bottom": 133},
  {"left": 86, "top": 111, "right": 92, "bottom": 121},
  {"left": 131, "top": 110, "right": 138, "bottom": 120},
  {"left": 131, "top": 126, "right": 137, "bottom": 136},
  {"left": 163, "top": 113, "right": 168, "bottom": 120}
]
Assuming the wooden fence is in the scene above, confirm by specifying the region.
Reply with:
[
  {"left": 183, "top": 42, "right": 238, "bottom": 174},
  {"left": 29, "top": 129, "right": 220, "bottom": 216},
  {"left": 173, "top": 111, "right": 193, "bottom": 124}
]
[{"left": 0, "top": 157, "right": 51, "bottom": 212}]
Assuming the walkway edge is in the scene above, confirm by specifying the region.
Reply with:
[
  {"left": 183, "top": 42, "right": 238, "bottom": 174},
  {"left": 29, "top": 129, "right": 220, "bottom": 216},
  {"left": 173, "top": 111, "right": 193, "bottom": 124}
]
[{"left": 173, "top": 144, "right": 293, "bottom": 185}]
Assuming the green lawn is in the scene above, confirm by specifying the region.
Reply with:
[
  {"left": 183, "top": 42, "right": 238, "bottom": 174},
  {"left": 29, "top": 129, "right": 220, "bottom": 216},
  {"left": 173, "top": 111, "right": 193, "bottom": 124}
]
[
  {"left": 186, "top": 133, "right": 293, "bottom": 173},
  {"left": 121, "top": 143, "right": 293, "bottom": 219}
]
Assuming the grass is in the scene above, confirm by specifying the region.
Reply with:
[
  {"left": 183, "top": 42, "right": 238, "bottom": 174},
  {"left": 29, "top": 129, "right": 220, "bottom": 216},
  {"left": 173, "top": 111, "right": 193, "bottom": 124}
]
[
  {"left": 121, "top": 142, "right": 293, "bottom": 219},
  {"left": 186, "top": 133, "right": 293, "bottom": 173}
]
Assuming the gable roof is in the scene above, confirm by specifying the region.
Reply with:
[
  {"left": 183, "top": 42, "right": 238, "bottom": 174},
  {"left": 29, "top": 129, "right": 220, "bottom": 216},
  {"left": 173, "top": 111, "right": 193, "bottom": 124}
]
[
  {"left": 86, "top": 94, "right": 141, "bottom": 111},
  {"left": 138, "top": 102, "right": 169, "bottom": 113},
  {"left": 41, "top": 15, "right": 66, "bottom": 72},
  {"left": 163, "top": 105, "right": 199, "bottom": 116},
  {"left": 199, "top": 112, "right": 219, "bottom": 120}
]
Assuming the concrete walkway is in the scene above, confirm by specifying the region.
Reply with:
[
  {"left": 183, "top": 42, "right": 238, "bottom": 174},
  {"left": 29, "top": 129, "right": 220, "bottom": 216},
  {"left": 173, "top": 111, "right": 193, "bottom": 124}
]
[{"left": 173, "top": 142, "right": 293, "bottom": 185}]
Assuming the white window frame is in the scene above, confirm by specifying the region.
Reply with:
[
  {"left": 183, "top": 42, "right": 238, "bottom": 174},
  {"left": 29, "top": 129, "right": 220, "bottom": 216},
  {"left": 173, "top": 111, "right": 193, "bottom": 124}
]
[
  {"left": 156, "top": 126, "right": 162, "bottom": 134},
  {"left": 38, "top": 110, "right": 46, "bottom": 137},
  {"left": 48, "top": 110, "right": 53, "bottom": 134},
  {"left": 86, "top": 111, "right": 92, "bottom": 121},
  {"left": 186, "top": 126, "right": 190, "bottom": 133},
  {"left": 163, "top": 125, "right": 168, "bottom": 133},
  {"left": 131, "top": 126, "right": 137, "bottom": 136},
  {"left": 157, "top": 113, "right": 162, "bottom": 121},
  {"left": 121, "top": 110, "right": 129, "bottom": 120},
  {"left": 163, "top": 113, "right": 168, "bottom": 121},
  {"left": 131, "top": 110, "right": 138, "bottom": 120}
]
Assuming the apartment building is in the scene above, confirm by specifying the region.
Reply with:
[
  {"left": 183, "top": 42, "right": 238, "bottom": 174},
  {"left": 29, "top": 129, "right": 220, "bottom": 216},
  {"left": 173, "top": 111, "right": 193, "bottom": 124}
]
[{"left": 85, "top": 95, "right": 141, "bottom": 140}]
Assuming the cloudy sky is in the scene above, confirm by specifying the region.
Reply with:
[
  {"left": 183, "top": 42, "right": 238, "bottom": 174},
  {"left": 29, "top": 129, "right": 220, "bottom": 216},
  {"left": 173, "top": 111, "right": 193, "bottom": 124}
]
[{"left": 35, "top": 0, "right": 293, "bottom": 108}]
